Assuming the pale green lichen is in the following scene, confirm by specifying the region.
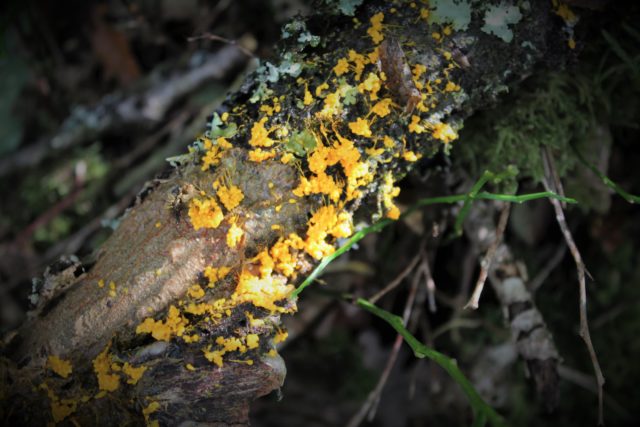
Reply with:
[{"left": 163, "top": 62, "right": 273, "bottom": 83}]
[
  {"left": 281, "top": 20, "right": 321, "bottom": 48},
  {"left": 250, "top": 55, "right": 305, "bottom": 103},
  {"left": 429, "top": 0, "right": 472, "bottom": 31},
  {"left": 481, "top": 2, "right": 523, "bottom": 43},
  {"left": 323, "top": 0, "right": 365, "bottom": 16}
]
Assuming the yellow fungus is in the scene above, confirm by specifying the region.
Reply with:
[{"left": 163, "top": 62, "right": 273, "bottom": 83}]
[
  {"left": 333, "top": 58, "right": 350, "bottom": 76},
  {"left": 381, "top": 173, "right": 401, "bottom": 220},
  {"left": 371, "top": 98, "right": 393, "bottom": 117},
  {"left": 108, "top": 281, "right": 117, "bottom": 298},
  {"left": 92, "top": 343, "right": 120, "bottom": 392},
  {"left": 246, "top": 334, "right": 260, "bottom": 349},
  {"left": 232, "top": 270, "right": 295, "bottom": 312},
  {"left": 317, "top": 91, "right": 342, "bottom": 117},
  {"left": 303, "top": 85, "right": 313, "bottom": 105},
  {"left": 216, "top": 183, "right": 244, "bottom": 211},
  {"left": 348, "top": 118, "right": 372, "bottom": 137},
  {"left": 47, "top": 355, "right": 72, "bottom": 378},
  {"left": 403, "top": 151, "right": 419, "bottom": 162},
  {"left": 136, "top": 305, "right": 188, "bottom": 341},
  {"left": 122, "top": 362, "right": 147, "bottom": 385},
  {"left": 188, "top": 197, "right": 224, "bottom": 230},
  {"left": 445, "top": 81, "right": 460, "bottom": 92},
  {"left": 249, "top": 117, "right": 275, "bottom": 147},
  {"left": 367, "top": 12, "right": 385, "bottom": 44},
  {"left": 358, "top": 72, "right": 382, "bottom": 100},
  {"left": 143, "top": 401, "right": 161, "bottom": 427},
  {"left": 227, "top": 221, "right": 244, "bottom": 248},
  {"left": 431, "top": 122, "right": 458, "bottom": 143},
  {"left": 349, "top": 50, "right": 367, "bottom": 81},
  {"left": 248, "top": 148, "right": 277, "bottom": 162},
  {"left": 281, "top": 152, "right": 294, "bottom": 164},
  {"left": 274, "top": 330, "right": 289, "bottom": 344},
  {"left": 408, "top": 115, "right": 425, "bottom": 133},
  {"left": 187, "top": 284, "right": 206, "bottom": 299},
  {"left": 204, "top": 266, "right": 231, "bottom": 287},
  {"left": 40, "top": 383, "right": 78, "bottom": 423},
  {"left": 315, "top": 82, "right": 329, "bottom": 97}
]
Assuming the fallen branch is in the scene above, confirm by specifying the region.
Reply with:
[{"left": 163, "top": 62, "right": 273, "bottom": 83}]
[{"left": 1, "top": 1, "right": 573, "bottom": 425}]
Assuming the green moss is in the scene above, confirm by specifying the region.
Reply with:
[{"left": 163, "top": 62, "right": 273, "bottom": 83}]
[{"left": 453, "top": 72, "right": 592, "bottom": 187}]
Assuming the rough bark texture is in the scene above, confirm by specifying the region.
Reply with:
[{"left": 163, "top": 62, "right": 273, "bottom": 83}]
[{"left": 1, "top": 1, "right": 571, "bottom": 425}]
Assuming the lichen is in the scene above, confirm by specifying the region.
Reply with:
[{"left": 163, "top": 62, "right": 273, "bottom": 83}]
[
  {"left": 428, "top": 0, "right": 472, "bottom": 31},
  {"left": 481, "top": 2, "right": 523, "bottom": 43}
]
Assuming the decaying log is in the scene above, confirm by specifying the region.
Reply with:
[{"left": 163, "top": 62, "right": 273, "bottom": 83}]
[{"left": 1, "top": 0, "right": 573, "bottom": 425}]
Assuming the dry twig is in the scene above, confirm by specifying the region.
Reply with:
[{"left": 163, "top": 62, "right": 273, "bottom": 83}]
[
  {"left": 542, "top": 148, "right": 605, "bottom": 424},
  {"left": 347, "top": 261, "right": 422, "bottom": 427},
  {"left": 465, "top": 203, "right": 512, "bottom": 309},
  {"left": 369, "top": 251, "right": 421, "bottom": 304}
]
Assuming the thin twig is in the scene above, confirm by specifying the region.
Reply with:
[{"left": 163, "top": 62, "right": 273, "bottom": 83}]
[
  {"left": 542, "top": 146, "right": 567, "bottom": 207},
  {"left": 187, "top": 33, "right": 257, "bottom": 58},
  {"left": 0, "top": 45, "right": 248, "bottom": 178},
  {"left": 418, "top": 253, "right": 437, "bottom": 313},
  {"left": 465, "top": 203, "right": 511, "bottom": 310},
  {"left": 542, "top": 154, "right": 605, "bottom": 425},
  {"left": 13, "top": 164, "right": 86, "bottom": 247},
  {"left": 528, "top": 243, "right": 567, "bottom": 292},
  {"left": 346, "top": 264, "right": 421, "bottom": 427},
  {"left": 368, "top": 251, "right": 421, "bottom": 304},
  {"left": 558, "top": 366, "right": 630, "bottom": 420}
]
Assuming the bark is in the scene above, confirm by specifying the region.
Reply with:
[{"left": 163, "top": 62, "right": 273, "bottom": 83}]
[{"left": 1, "top": 1, "right": 571, "bottom": 425}]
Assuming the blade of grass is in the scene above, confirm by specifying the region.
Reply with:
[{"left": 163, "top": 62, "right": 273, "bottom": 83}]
[
  {"left": 453, "top": 170, "right": 494, "bottom": 237},
  {"left": 601, "top": 30, "right": 639, "bottom": 80},
  {"left": 357, "top": 298, "right": 506, "bottom": 427},
  {"left": 572, "top": 143, "right": 639, "bottom": 204}
]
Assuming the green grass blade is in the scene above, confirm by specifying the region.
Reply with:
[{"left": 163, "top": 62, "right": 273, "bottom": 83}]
[
  {"left": 572, "top": 144, "right": 639, "bottom": 204},
  {"left": 357, "top": 299, "right": 507, "bottom": 427},
  {"left": 453, "top": 170, "right": 494, "bottom": 236}
]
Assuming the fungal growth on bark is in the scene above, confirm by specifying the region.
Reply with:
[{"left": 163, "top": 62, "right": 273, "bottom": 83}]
[{"left": 1, "top": 0, "right": 579, "bottom": 425}]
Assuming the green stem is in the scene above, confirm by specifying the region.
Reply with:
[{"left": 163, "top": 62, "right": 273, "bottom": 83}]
[
  {"left": 291, "top": 189, "right": 575, "bottom": 298},
  {"left": 357, "top": 299, "right": 507, "bottom": 427},
  {"left": 572, "top": 143, "right": 640, "bottom": 204}
]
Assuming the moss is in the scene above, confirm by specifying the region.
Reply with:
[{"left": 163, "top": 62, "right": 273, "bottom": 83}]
[{"left": 453, "top": 72, "right": 593, "bottom": 188}]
